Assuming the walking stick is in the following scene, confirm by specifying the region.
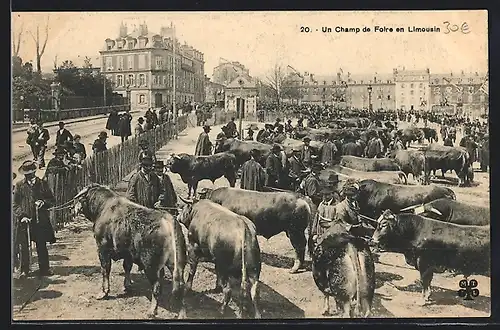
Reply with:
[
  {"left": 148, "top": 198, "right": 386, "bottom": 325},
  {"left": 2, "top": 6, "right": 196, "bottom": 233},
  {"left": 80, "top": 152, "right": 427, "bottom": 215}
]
[{"left": 26, "top": 218, "right": 32, "bottom": 269}]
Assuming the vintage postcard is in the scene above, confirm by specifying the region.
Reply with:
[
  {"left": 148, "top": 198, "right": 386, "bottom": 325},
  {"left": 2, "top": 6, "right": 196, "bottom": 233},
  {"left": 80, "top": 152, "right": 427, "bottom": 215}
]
[{"left": 11, "top": 10, "right": 489, "bottom": 320}]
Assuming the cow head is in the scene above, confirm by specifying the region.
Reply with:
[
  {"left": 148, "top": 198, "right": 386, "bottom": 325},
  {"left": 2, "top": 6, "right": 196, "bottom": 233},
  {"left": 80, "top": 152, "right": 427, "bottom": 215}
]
[
  {"left": 167, "top": 153, "right": 189, "bottom": 175},
  {"left": 371, "top": 209, "right": 399, "bottom": 250},
  {"left": 73, "top": 183, "right": 114, "bottom": 222},
  {"left": 177, "top": 195, "right": 199, "bottom": 228}
]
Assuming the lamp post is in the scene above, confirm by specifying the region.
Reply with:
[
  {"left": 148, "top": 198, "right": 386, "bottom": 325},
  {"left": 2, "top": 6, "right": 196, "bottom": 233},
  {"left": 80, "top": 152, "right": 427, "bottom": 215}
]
[
  {"left": 238, "top": 79, "right": 245, "bottom": 138},
  {"left": 367, "top": 85, "right": 373, "bottom": 112},
  {"left": 126, "top": 84, "right": 131, "bottom": 111}
]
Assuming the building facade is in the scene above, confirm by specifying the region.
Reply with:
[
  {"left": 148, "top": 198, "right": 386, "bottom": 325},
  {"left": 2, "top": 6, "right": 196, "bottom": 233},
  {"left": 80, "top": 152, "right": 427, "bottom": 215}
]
[
  {"left": 224, "top": 75, "right": 258, "bottom": 117},
  {"left": 204, "top": 75, "right": 225, "bottom": 104},
  {"left": 212, "top": 60, "right": 250, "bottom": 86},
  {"left": 99, "top": 22, "right": 205, "bottom": 110},
  {"left": 393, "top": 68, "right": 431, "bottom": 111}
]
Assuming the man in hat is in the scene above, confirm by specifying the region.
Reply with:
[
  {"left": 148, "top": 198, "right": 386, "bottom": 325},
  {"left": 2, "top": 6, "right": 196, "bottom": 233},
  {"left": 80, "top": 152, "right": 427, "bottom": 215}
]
[
  {"left": 127, "top": 156, "right": 164, "bottom": 209},
  {"left": 288, "top": 147, "right": 307, "bottom": 191},
  {"left": 214, "top": 126, "right": 228, "bottom": 152},
  {"left": 284, "top": 119, "right": 294, "bottom": 136},
  {"left": 479, "top": 134, "right": 489, "bottom": 172},
  {"left": 194, "top": 125, "right": 213, "bottom": 156},
  {"left": 55, "top": 121, "right": 73, "bottom": 147},
  {"left": 118, "top": 111, "right": 133, "bottom": 142},
  {"left": 274, "top": 118, "right": 283, "bottom": 132},
  {"left": 135, "top": 117, "right": 145, "bottom": 136},
  {"left": 26, "top": 118, "right": 40, "bottom": 161},
  {"left": 300, "top": 137, "right": 313, "bottom": 167},
  {"left": 45, "top": 146, "right": 72, "bottom": 176},
  {"left": 300, "top": 164, "right": 325, "bottom": 206},
  {"left": 265, "top": 144, "right": 283, "bottom": 188},
  {"left": 92, "top": 131, "right": 108, "bottom": 154},
  {"left": 72, "top": 134, "right": 87, "bottom": 164},
  {"left": 35, "top": 120, "right": 50, "bottom": 169},
  {"left": 241, "top": 148, "right": 266, "bottom": 191},
  {"left": 366, "top": 131, "right": 384, "bottom": 158},
  {"left": 319, "top": 134, "right": 338, "bottom": 166},
  {"left": 272, "top": 125, "right": 287, "bottom": 144},
  {"left": 226, "top": 117, "right": 238, "bottom": 138},
  {"left": 296, "top": 117, "right": 304, "bottom": 130},
  {"left": 256, "top": 124, "right": 272, "bottom": 143},
  {"left": 154, "top": 160, "right": 178, "bottom": 215},
  {"left": 139, "top": 138, "right": 157, "bottom": 163},
  {"left": 13, "top": 160, "right": 56, "bottom": 277},
  {"left": 244, "top": 127, "right": 254, "bottom": 141}
]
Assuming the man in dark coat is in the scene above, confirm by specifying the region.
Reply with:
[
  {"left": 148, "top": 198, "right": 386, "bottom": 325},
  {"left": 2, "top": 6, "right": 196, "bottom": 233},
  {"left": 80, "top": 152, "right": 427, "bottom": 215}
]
[
  {"left": 272, "top": 125, "right": 287, "bottom": 144},
  {"left": 480, "top": 134, "right": 489, "bottom": 172},
  {"left": 288, "top": 147, "right": 307, "bottom": 191},
  {"left": 36, "top": 120, "right": 50, "bottom": 169},
  {"left": 256, "top": 124, "right": 272, "bottom": 143},
  {"left": 92, "top": 131, "right": 108, "bottom": 154},
  {"left": 45, "top": 147, "right": 72, "bottom": 176},
  {"left": 106, "top": 110, "right": 120, "bottom": 136},
  {"left": 299, "top": 165, "right": 322, "bottom": 206},
  {"left": 284, "top": 119, "right": 294, "bottom": 136},
  {"left": 154, "top": 160, "right": 178, "bottom": 215},
  {"left": 72, "top": 134, "right": 87, "bottom": 164},
  {"left": 55, "top": 121, "right": 73, "bottom": 148},
  {"left": 274, "top": 118, "right": 284, "bottom": 132},
  {"left": 244, "top": 128, "right": 254, "bottom": 141},
  {"left": 226, "top": 117, "right": 238, "bottom": 138},
  {"left": 118, "top": 112, "right": 133, "bottom": 142},
  {"left": 13, "top": 160, "right": 56, "bottom": 277},
  {"left": 459, "top": 135, "right": 479, "bottom": 164},
  {"left": 300, "top": 137, "right": 313, "bottom": 167},
  {"left": 127, "top": 156, "right": 164, "bottom": 209},
  {"left": 240, "top": 149, "right": 266, "bottom": 191},
  {"left": 319, "top": 135, "right": 338, "bottom": 166},
  {"left": 194, "top": 125, "right": 213, "bottom": 156},
  {"left": 26, "top": 119, "right": 40, "bottom": 161},
  {"left": 265, "top": 144, "right": 283, "bottom": 188},
  {"left": 135, "top": 117, "right": 145, "bottom": 136},
  {"left": 366, "top": 131, "right": 384, "bottom": 158}
]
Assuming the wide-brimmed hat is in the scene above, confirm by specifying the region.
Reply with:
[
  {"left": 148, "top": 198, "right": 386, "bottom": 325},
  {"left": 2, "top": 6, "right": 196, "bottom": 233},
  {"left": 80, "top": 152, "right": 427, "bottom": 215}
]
[
  {"left": 319, "top": 184, "right": 335, "bottom": 195},
  {"left": 203, "top": 125, "right": 211, "bottom": 131},
  {"left": 18, "top": 160, "right": 37, "bottom": 175},
  {"left": 303, "top": 137, "right": 311, "bottom": 142},
  {"left": 98, "top": 131, "right": 108, "bottom": 138},
  {"left": 53, "top": 146, "right": 67, "bottom": 155},
  {"left": 154, "top": 160, "right": 164, "bottom": 169},
  {"left": 140, "top": 156, "right": 154, "bottom": 166},
  {"left": 271, "top": 144, "right": 282, "bottom": 151},
  {"left": 58, "top": 121, "right": 65, "bottom": 126}
]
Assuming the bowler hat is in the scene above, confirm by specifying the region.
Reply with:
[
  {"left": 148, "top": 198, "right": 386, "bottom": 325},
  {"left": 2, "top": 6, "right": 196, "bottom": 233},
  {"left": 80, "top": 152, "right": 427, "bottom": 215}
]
[
  {"left": 53, "top": 146, "right": 66, "bottom": 155},
  {"left": 272, "top": 144, "right": 282, "bottom": 151},
  {"left": 154, "top": 160, "right": 164, "bottom": 168},
  {"left": 303, "top": 137, "right": 311, "bottom": 142},
  {"left": 18, "top": 160, "right": 37, "bottom": 175},
  {"left": 319, "top": 184, "right": 335, "bottom": 195},
  {"left": 59, "top": 121, "right": 65, "bottom": 126},
  {"left": 203, "top": 125, "right": 211, "bottom": 131},
  {"left": 140, "top": 156, "right": 154, "bottom": 166},
  {"left": 98, "top": 131, "right": 108, "bottom": 138}
]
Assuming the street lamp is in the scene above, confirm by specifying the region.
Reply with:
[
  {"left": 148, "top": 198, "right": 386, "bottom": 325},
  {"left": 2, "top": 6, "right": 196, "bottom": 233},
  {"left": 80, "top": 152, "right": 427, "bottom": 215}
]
[
  {"left": 125, "top": 84, "right": 131, "bottom": 111},
  {"left": 238, "top": 79, "right": 245, "bottom": 138},
  {"left": 367, "top": 85, "right": 373, "bottom": 112}
]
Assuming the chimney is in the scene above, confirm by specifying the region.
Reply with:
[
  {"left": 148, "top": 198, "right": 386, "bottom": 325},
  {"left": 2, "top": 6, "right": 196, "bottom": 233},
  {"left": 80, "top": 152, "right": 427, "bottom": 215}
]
[
  {"left": 119, "top": 22, "right": 127, "bottom": 38},
  {"left": 139, "top": 22, "right": 148, "bottom": 36}
]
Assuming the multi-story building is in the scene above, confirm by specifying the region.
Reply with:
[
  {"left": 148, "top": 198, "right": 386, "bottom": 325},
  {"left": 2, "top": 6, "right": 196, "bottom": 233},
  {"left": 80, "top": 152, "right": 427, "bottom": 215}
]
[
  {"left": 224, "top": 74, "right": 258, "bottom": 117},
  {"left": 212, "top": 60, "right": 250, "bottom": 86},
  {"left": 204, "top": 75, "right": 225, "bottom": 106},
  {"left": 393, "top": 68, "right": 431, "bottom": 111},
  {"left": 99, "top": 22, "right": 205, "bottom": 110},
  {"left": 429, "top": 71, "right": 488, "bottom": 117}
]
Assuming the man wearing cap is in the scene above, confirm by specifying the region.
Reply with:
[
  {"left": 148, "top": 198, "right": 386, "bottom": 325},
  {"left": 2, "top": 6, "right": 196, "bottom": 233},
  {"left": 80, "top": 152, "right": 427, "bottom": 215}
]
[
  {"left": 135, "top": 117, "right": 145, "bottom": 136},
  {"left": 194, "top": 125, "right": 213, "bottom": 156},
  {"left": 127, "top": 156, "right": 164, "bottom": 209},
  {"left": 92, "top": 131, "right": 108, "bottom": 154},
  {"left": 300, "top": 165, "right": 323, "bottom": 206},
  {"left": 284, "top": 119, "right": 294, "bottom": 136},
  {"left": 153, "top": 160, "right": 178, "bottom": 215},
  {"left": 300, "top": 137, "right": 313, "bottom": 167},
  {"left": 139, "top": 138, "right": 157, "bottom": 163},
  {"left": 241, "top": 149, "right": 266, "bottom": 191},
  {"left": 226, "top": 117, "right": 238, "bottom": 138},
  {"left": 35, "top": 120, "right": 50, "bottom": 169},
  {"left": 45, "top": 146, "right": 72, "bottom": 176},
  {"left": 55, "top": 121, "right": 73, "bottom": 147},
  {"left": 288, "top": 147, "right": 307, "bottom": 191},
  {"left": 319, "top": 135, "right": 338, "bottom": 166},
  {"left": 244, "top": 128, "right": 254, "bottom": 141},
  {"left": 13, "top": 160, "right": 56, "bottom": 277},
  {"left": 265, "top": 144, "right": 283, "bottom": 188},
  {"left": 72, "top": 134, "right": 87, "bottom": 164}
]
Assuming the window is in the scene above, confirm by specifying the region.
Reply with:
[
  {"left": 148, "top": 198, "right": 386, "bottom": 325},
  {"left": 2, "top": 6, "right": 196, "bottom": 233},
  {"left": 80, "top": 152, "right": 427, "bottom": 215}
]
[
  {"left": 139, "top": 39, "right": 146, "bottom": 48},
  {"left": 117, "top": 56, "right": 124, "bottom": 70},
  {"left": 153, "top": 75, "right": 158, "bottom": 85},
  {"left": 117, "top": 41, "right": 123, "bottom": 50},
  {"left": 387, "top": 95, "right": 391, "bottom": 100},
  {"left": 128, "top": 41, "right": 134, "bottom": 49},
  {"left": 419, "top": 83, "right": 423, "bottom": 88},
  {"left": 410, "top": 83, "right": 414, "bottom": 88},
  {"left": 117, "top": 74, "right": 124, "bottom": 87},
  {"left": 163, "top": 76, "right": 167, "bottom": 86},
  {"left": 139, "top": 94, "right": 146, "bottom": 104},
  {"left": 127, "top": 56, "right": 133, "bottom": 70},
  {"left": 138, "top": 54, "right": 146, "bottom": 69},
  {"left": 127, "top": 74, "right": 135, "bottom": 86},
  {"left": 105, "top": 57, "right": 112, "bottom": 71},
  {"left": 107, "top": 45, "right": 112, "bottom": 50},
  {"left": 410, "top": 90, "right": 414, "bottom": 95},
  {"left": 401, "top": 83, "right": 405, "bottom": 88},
  {"left": 139, "top": 74, "right": 146, "bottom": 87},
  {"left": 155, "top": 56, "right": 163, "bottom": 69}
]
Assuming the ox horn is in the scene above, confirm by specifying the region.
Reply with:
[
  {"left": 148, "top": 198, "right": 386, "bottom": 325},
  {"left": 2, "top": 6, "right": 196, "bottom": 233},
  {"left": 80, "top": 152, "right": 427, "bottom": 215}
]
[
  {"left": 73, "top": 187, "right": 89, "bottom": 200},
  {"left": 179, "top": 195, "right": 193, "bottom": 205},
  {"left": 400, "top": 204, "right": 422, "bottom": 213},
  {"left": 376, "top": 213, "right": 385, "bottom": 223},
  {"left": 428, "top": 207, "right": 443, "bottom": 216}
]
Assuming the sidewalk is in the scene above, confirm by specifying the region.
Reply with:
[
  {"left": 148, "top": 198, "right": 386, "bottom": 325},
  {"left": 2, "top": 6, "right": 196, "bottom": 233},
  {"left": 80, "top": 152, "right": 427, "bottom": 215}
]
[{"left": 12, "top": 111, "right": 141, "bottom": 134}]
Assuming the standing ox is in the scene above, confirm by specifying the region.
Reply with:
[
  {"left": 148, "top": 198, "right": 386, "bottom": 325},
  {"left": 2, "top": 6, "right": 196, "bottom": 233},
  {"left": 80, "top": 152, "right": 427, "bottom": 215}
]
[
  {"left": 388, "top": 149, "right": 426, "bottom": 184},
  {"left": 312, "top": 223, "right": 375, "bottom": 317},
  {"left": 371, "top": 210, "right": 490, "bottom": 306},
  {"left": 398, "top": 127, "right": 425, "bottom": 148},
  {"left": 73, "top": 184, "right": 187, "bottom": 318},
  {"left": 423, "top": 144, "right": 471, "bottom": 186},
  {"left": 421, "top": 127, "right": 439, "bottom": 144},
  {"left": 167, "top": 153, "right": 237, "bottom": 198},
  {"left": 177, "top": 198, "right": 261, "bottom": 318},
  {"left": 340, "top": 155, "right": 401, "bottom": 172},
  {"left": 356, "top": 179, "right": 455, "bottom": 219},
  {"left": 400, "top": 198, "right": 490, "bottom": 226},
  {"left": 200, "top": 187, "right": 312, "bottom": 273}
]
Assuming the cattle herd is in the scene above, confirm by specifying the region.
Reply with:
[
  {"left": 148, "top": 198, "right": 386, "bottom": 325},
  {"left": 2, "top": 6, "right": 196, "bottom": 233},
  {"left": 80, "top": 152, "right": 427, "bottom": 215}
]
[{"left": 71, "top": 107, "right": 489, "bottom": 319}]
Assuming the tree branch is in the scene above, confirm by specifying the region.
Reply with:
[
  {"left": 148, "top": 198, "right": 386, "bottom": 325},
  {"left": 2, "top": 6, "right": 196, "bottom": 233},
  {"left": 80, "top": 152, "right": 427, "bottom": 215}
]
[{"left": 40, "top": 15, "right": 50, "bottom": 56}]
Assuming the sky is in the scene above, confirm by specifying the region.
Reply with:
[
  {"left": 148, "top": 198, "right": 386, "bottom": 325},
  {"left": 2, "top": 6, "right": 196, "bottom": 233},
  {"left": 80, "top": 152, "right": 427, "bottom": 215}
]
[{"left": 11, "top": 11, "right": 488, "bottom": 79}]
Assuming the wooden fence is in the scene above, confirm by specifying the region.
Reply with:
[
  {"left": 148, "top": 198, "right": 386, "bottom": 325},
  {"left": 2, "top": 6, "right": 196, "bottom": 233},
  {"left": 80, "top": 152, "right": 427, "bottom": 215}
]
[
  {"left": 209, "top": 109, "right": 285, "bottom": 126},
  {"left": 46, "top": 114, "right": 188, "bottom": 231}
]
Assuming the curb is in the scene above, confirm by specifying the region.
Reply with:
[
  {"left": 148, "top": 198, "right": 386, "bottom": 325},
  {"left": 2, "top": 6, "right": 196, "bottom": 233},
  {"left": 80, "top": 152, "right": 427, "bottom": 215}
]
[{"left": 12, "top": 111, "right": 141, "bottom": 134}]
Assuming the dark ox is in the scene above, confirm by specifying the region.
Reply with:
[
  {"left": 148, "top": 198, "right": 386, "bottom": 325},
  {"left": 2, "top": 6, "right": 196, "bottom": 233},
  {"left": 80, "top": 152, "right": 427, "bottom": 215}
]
[
  {"left": 73, "top": 184, "right": 187, "bottom": 318},
  {"left": 200, "top": 187, "right": 312, "bottom": 273},
  {"left": 177, "top": 198, "right": 261, "bottom": 318},
  {"left": 312, "top": 223, "right": 375, "bottom": 317},
  {"left": 371, "top": 210, "right": 490, "bottom": 305},
  {"left": 167, "top": 152, "right": 237, "bottom": 198},
  {"left": 356, "top": 179, "right": 456, "bottom": 219},
  {"left": 398, "top": 127, "right": 425, "bottom": 148},
  {"left": 421, "top": 127, "right": 439, "bottom": 143},
  {"left": 340, "top": 155, "right": 401, "bottom": 172},
  {"left": 401, "top": 198, "right": 490, "bottom": 226},
  {"left": 388, "top": 149, "right": 426, "bottom": 184},
  {"left": 326, "top": 165, "right": 407, "bottom": 185},
  {"left": 423, "top": 143, "right": 471, "bottom": 186}
]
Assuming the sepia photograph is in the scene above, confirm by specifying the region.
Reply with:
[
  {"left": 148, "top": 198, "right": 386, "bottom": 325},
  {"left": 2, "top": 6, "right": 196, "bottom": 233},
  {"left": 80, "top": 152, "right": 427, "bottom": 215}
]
[{"left": 11, "top": 10, "right": 489, "bottom": 320}]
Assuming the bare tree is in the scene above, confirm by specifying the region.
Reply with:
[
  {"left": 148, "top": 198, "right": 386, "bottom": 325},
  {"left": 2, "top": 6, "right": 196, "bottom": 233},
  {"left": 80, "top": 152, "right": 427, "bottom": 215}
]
[
  {"left": 12, "top": 20, "right": 24, "bottom": 57},
  {"left": 28, "top": 15, "right": 50, "bottom": 74},
  {"left": 265, "top": 63, "right": 286, "bottom": 110}
]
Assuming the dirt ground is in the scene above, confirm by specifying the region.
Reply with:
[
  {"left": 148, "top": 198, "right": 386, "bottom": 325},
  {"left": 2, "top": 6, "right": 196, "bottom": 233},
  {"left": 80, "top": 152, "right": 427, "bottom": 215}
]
[{"left": 12, "top": 118, "right": 490, "bottom": 320}]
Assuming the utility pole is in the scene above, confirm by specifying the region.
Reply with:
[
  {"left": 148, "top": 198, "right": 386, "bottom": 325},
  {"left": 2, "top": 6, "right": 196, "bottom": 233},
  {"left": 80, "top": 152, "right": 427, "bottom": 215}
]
[
  {"left": 103, "top": 76, "right": 107, "bottom": 107},
  {"left": 238, "top": 81, "right": 244, "bottom": 138},
  {"left": 172, "top": 22, "right": 177, "bottom": 138}
]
